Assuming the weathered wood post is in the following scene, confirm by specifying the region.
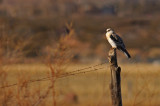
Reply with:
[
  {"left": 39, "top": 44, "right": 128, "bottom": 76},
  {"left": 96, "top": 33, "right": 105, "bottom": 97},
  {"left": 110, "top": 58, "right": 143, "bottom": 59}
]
[{"left": 108, "top": 48, "right": 122, "bottom": 106}]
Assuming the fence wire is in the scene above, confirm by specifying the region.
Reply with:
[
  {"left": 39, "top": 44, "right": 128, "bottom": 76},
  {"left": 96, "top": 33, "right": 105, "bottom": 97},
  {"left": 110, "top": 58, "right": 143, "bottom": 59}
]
[{"left": 0, "top": 62, "right": 107, "bottom": 89}]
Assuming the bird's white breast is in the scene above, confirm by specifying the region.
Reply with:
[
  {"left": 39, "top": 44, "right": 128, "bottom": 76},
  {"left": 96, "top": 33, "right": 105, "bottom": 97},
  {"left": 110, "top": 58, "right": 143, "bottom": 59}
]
[{"left": 106, "top": 33, "right": 117, "bottom": 48}]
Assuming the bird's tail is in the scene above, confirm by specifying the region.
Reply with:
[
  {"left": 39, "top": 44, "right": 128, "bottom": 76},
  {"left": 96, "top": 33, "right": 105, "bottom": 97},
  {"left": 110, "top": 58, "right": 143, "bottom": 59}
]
[{"left": 120, "top": 47, "right": 131, "bottom": 58}]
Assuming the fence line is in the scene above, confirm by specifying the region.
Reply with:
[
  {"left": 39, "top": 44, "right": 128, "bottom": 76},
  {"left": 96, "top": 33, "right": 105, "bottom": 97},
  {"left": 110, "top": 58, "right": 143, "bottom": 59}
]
[
  {"left": 32, "top": 59, "right": 138, "bottom": 106},
  {"left": 0, "top": 62, "right": 107, "bottom": 89}
]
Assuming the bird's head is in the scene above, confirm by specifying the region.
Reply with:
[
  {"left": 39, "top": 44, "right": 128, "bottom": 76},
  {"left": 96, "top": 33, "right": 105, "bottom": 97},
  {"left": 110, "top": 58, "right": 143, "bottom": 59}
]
[{"left": 106, "top": 28, "right": 114, "bottom": 35}]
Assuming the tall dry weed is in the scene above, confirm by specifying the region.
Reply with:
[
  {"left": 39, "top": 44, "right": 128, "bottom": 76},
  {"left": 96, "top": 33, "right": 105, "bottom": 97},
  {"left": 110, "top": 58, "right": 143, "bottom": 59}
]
[
  {"left": 32, "top": 23, "right": 75, "bottom": 106},
  {"left": 47, "top": 23, "right": 74, "bottom": 106}
]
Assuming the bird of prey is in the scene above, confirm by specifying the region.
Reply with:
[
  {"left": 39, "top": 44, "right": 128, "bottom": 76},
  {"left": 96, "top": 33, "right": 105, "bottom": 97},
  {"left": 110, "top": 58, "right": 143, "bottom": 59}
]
[{"left": 106, "top": 28, "right": 131, "bottom": 58}]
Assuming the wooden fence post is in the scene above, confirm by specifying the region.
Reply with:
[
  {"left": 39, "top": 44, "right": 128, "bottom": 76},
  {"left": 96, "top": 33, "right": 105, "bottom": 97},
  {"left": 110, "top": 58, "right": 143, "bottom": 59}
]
[{"left": 108, "top": 48, "right": 122, "bottom": 106}]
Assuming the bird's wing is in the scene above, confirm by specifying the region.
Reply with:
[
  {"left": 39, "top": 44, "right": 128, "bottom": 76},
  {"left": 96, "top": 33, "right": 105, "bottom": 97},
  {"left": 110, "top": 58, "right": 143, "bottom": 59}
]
[{"left": 110, "top": 33, "right": 125, "bottom": 48}]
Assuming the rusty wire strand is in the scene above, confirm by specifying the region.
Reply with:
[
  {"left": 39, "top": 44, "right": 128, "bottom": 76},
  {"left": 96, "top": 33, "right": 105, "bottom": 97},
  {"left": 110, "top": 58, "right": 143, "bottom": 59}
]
[{"left": 0, "top": 62, "right": 107, "bottom": 88}]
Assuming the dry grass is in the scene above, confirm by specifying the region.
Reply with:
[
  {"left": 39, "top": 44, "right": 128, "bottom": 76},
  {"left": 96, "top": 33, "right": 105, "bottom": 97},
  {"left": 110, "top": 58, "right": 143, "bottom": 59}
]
[{"left": 0, "top": 63, "right": 160, "bottom": 106}]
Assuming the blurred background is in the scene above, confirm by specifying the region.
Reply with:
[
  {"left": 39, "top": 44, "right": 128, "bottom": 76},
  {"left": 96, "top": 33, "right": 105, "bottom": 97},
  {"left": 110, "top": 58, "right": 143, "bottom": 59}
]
[
  {"left": 0, "top": 0, "right": 160, "bottom": 106},
  {"left": 0, "top": 0, "right": 160, "bottom": 64}
]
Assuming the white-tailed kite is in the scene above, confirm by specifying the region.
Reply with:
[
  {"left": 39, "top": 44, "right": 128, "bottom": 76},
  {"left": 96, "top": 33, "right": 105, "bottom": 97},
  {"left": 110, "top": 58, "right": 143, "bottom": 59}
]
[{"left": 106, "top": 28, "right": 131, "bottom": 58}]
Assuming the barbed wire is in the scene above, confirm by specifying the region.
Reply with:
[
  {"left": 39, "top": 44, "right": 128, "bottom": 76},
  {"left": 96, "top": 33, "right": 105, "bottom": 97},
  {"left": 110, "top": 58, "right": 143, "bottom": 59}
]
[
  {"left": 0, "top": 58, "right": 138, "bottom": 89},
  {"left": 0, "top": 62, "right": 107, "bottom": 89},
  {"left": 62, "top": 61, "right": 107, "bottom": 75}
]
